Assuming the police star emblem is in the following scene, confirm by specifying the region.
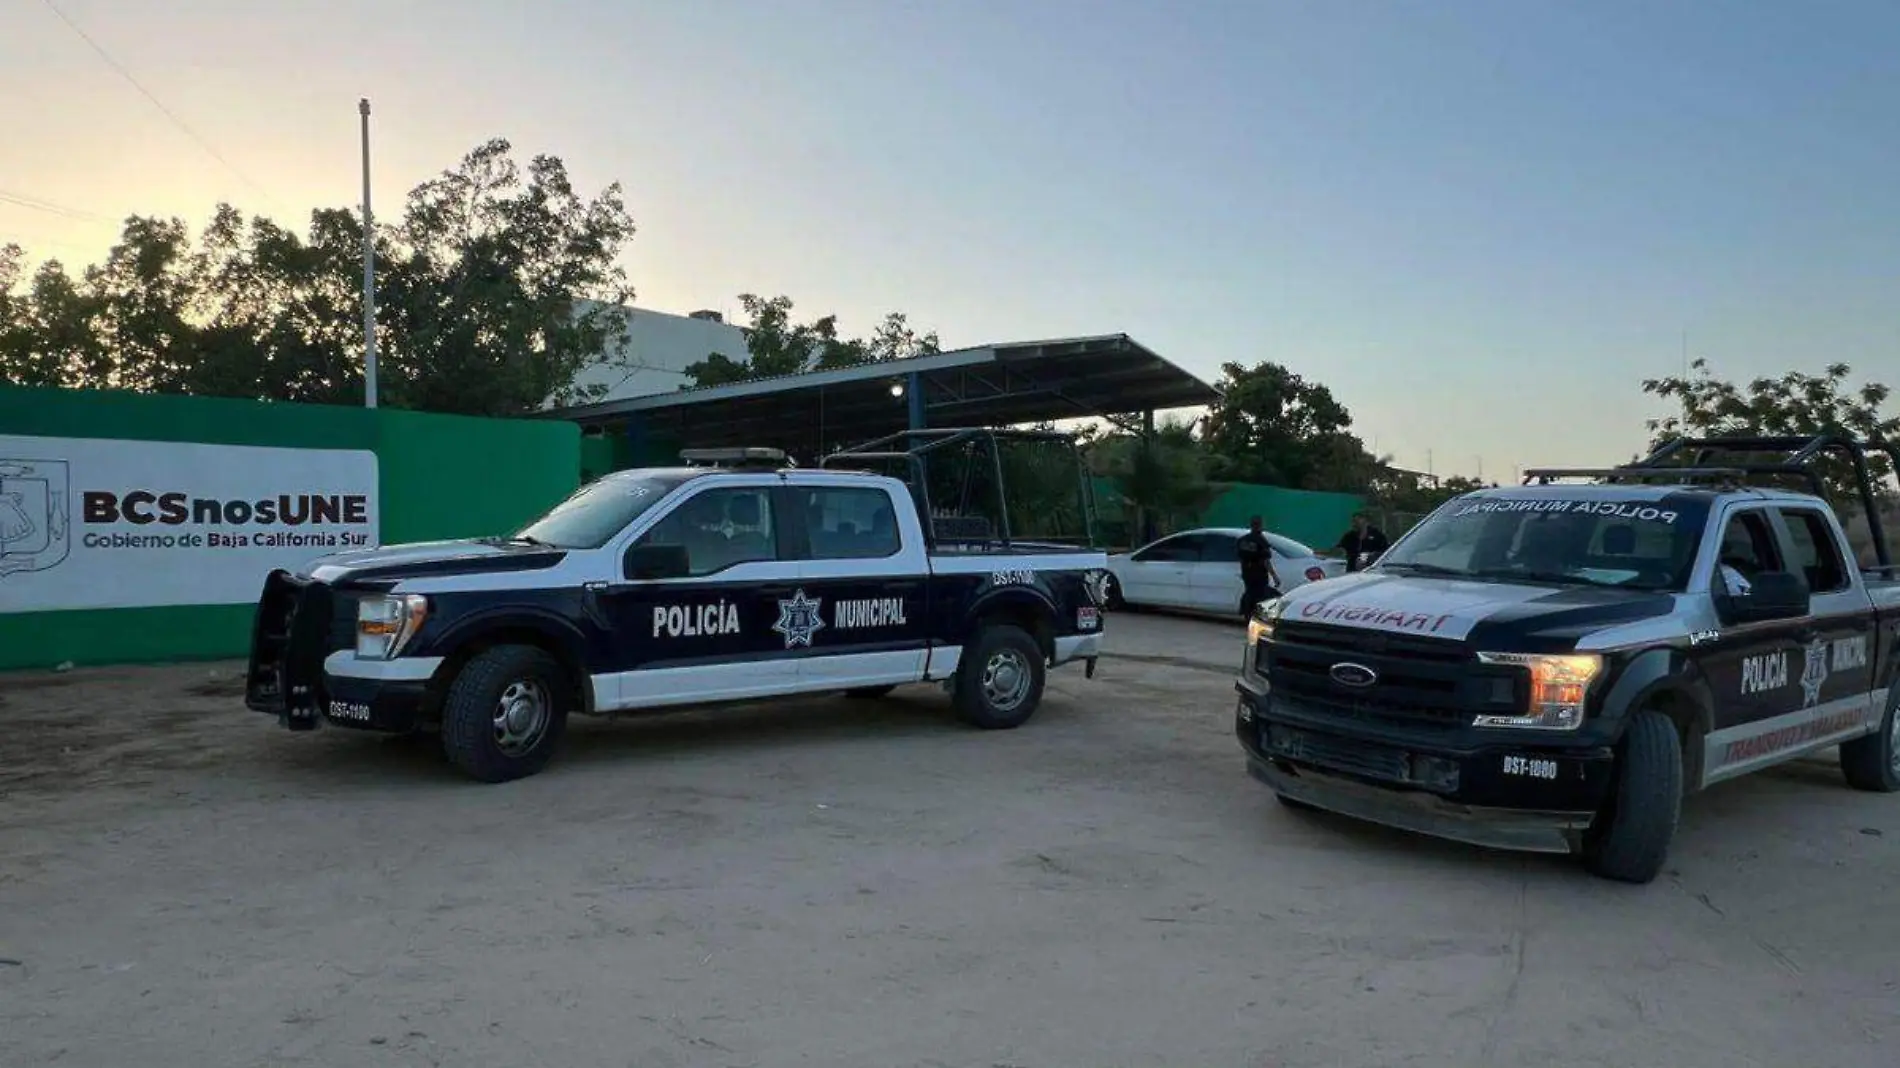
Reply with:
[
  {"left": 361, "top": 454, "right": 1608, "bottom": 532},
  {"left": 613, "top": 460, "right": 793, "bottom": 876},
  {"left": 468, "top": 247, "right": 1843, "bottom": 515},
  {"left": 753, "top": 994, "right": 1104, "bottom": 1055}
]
[
  {"left": 1798, "top": 637, "right": 1829, "bottom": 708},
  {"left": 772, "top": 588, "right": 826, "bottom": 648}
]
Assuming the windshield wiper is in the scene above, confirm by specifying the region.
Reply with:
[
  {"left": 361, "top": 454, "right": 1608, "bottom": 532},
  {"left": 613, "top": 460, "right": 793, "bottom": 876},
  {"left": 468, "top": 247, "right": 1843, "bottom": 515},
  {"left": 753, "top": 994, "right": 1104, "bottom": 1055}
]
[
  {"left": 1378, "top": 561, "right": 1469, "bottom": 578},
  {"left": 1468, "top": 568, "right": 1596, "bottom": 587}
]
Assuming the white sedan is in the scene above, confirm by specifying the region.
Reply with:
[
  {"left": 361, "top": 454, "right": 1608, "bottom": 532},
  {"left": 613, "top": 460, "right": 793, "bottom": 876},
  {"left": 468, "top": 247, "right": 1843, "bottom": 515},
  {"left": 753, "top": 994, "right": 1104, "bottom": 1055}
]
[{"left": 1103, "top": 527, "right": 1346, "bottom": 616}]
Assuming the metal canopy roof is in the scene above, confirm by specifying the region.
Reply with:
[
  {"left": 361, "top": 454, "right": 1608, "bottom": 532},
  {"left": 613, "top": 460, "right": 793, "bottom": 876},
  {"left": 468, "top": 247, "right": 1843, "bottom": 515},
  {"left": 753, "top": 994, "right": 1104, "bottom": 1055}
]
[{"left": 550, "top": 334, "right": 1219, "bottom": 459}]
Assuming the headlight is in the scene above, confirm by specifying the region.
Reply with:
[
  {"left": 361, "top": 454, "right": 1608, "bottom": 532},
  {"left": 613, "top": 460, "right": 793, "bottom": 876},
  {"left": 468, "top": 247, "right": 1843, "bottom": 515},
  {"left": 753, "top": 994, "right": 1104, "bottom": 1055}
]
[
  {"left": 357, "top": 594, "right": 429, "bottom": 660},
  {"left": 1247, "top": 597, "right": 1284, "bottom": 647},
  {"left": 1247, "top": 615, "right": 1274, "bottom": 647},
  {"left": 1473, "top": 652, "right": 1601, "bottom": 730}
]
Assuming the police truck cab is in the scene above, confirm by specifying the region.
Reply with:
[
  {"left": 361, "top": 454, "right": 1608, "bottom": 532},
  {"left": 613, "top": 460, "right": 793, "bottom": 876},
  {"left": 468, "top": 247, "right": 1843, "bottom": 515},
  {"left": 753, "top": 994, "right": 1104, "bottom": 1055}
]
[
  {"left": 1236, "top": 435, "right": 1900, "bottom": 883},
  {"left": 246, "top": 430, "right": 1109, "bottom": 782}
]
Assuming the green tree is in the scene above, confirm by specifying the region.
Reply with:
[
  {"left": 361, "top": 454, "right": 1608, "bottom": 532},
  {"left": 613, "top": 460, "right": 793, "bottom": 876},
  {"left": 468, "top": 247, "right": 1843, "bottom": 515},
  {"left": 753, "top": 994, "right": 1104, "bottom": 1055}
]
[
  {"left": 1642, "top": 357, "right": 1898, "bottom": 563},
  {"left": 1087, "top": 418, "right": 1223, "bottom": 542},
  {"left": 1363, "top": 469, "right": 1485, "bottom": 533},
  {"left": 681, "top": 295, "right": 940, "bottom": 387},
  {"left": 1641, "top": 359, "right": 1897, "bottom": 495},
  {"left": 0, "top": 138, "right": 635, "bottom": 416},
  {"left": 1200, "top": 361, "right": 1376, "bottom": 491}
]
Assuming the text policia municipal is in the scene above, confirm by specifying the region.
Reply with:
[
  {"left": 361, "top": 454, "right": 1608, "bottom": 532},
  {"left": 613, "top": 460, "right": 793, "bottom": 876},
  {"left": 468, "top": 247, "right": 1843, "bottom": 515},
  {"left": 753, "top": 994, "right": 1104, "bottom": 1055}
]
[{"left": 653, "top": 597, "right": 910, "bottom": 638}]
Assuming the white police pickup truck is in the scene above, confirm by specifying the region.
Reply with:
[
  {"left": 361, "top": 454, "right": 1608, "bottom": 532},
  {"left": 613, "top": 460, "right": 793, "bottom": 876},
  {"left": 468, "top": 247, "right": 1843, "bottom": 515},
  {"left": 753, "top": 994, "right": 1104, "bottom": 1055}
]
[
  {"left": 1237, "top": 434, "right": 1900, "bottom": 883},
  {"left": 246, "top": 432, "right": 1109, "bottom": 782}
]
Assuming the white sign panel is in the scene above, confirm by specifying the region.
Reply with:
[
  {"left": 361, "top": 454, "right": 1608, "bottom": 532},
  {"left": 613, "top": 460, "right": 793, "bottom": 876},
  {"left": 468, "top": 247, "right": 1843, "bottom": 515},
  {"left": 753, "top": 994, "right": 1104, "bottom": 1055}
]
[{"left": 0, "top": 435, "right": 379, "bottom": 613}]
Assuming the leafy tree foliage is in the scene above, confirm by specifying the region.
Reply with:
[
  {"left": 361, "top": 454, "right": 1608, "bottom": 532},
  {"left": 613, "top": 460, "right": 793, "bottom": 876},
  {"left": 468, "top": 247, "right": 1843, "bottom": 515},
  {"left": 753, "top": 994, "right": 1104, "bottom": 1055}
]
[
  {"left": 1642, "top": 359, "right": 1898, "bottom": 502},
  {"left": 681, "top": 295, "right": 940, "bottom": 388},
  {"left": 0, "top": 139, "right": 635, "bottom": 416},
  {"left": 1643, "top": 358, "right": 1899, "bottom": 563},
  {"left": 1087, "top": 418, "right": 1223, "bottom": 541},
  {"left": 1199, "top": 361, "right": 1377, "bottom": 492}
]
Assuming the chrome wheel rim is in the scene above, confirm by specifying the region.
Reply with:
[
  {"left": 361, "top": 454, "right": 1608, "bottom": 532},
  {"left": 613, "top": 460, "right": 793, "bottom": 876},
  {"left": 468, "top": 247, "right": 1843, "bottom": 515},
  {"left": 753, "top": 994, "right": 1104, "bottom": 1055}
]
[
  {"left": 982, "top": 649, "right": 1032, "bottom": 712},
  {"left": 494, "top": 678, "right": 551, "bottom": 757}
]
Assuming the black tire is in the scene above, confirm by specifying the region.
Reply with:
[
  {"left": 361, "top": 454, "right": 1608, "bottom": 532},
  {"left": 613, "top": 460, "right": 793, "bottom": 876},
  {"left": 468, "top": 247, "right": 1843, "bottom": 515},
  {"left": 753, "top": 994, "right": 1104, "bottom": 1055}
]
[
  {"left": 1839, "top": 688, "right": 1900, "bottom": 793},
  {"left": 1103, "top": 575, "right": 1126, "bottom": 611},
  {"left": 1581, "top": 710, "right": 1682, "bottom": 884},
  {"left": 844, "top": 685, "right": 897, "bottom": 700},
  {"left": 439, "top": 644, "right": 571, "bottom": 783},
  {"left": 952, "top": 624, "right": 1046, "bottom": 730}
]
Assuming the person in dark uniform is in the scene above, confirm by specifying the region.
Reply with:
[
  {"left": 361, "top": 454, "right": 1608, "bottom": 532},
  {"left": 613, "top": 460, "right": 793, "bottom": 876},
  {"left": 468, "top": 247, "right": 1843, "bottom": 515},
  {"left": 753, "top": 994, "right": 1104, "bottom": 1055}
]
[
  {"left": 1236, "top": 516, "right": 1281, "bottom": 618},
  {"left": 1336, "top": 513, "right": 1390, "bottom": 572}
]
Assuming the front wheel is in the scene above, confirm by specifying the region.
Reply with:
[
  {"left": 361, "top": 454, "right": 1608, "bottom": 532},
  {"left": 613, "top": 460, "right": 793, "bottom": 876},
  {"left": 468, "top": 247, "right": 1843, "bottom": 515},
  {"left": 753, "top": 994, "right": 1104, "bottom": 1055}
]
[
  {"left": 439, "top": 644, "right": 571, "bottom": 783},
  {"left": 953, "top": 625, "right": 1046, "bottom": 730},
  {"left": 1103, "top": 575, "right": 1127, "bottom": 611},
  {"left": 1580, "top": 710, "right": 1682, "bottom": 884},
  {"left": 1839, "top": 688, "right": 1900, "bottom": 793}
]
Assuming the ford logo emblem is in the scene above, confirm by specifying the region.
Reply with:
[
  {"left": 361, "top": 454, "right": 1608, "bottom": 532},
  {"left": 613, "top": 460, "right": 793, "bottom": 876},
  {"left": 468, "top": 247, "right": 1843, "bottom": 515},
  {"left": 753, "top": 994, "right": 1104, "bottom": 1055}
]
[{"left": 1329, "top": 662, "right": 1378, "bottom": 688}]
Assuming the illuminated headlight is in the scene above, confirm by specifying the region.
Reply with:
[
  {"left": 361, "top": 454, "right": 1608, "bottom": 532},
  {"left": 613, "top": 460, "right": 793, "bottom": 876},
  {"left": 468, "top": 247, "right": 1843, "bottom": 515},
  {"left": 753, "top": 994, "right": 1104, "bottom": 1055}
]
[
  {"left": 1247, "top": 615, "right": 1274, "bottom": 647},
  {"left": 1247, "top": 598, "right": 1283, "bottom": 647},
  {"left": 1473, "top": 652, "right": 1602, "bottom": 730},
  {"left": 1243, "top": 601, "right": 1281, "bottom": 678},
  {"left": 356, "top": 594, "right": 429, "bottom": 660}
]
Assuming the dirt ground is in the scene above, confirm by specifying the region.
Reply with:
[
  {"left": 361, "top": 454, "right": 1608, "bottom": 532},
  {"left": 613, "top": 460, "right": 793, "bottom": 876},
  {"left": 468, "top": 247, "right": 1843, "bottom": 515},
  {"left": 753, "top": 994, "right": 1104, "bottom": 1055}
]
[{"left": 3, "top": 612, "right": 1897, "bottom": 1068}]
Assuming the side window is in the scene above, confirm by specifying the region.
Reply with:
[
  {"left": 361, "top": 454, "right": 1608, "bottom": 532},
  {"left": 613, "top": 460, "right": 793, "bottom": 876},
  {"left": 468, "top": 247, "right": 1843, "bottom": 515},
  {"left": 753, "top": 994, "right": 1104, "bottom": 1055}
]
[
  {"left": 1134, "top": 535, "right": 1204, "bottom": 563},
  {"left": 1778, "top": 509, "right": 1850, "bottom": 593},
  {"left": 1197, "top": 534, "right": 1240, "bottom": 562},
  {"left": 633, "top": 487, "right": 777, "bottom": 577},
  {"left": 1717, "top": 509, "right": 1783, "bottom": 582},
  {"left": 799, "top": 486, "right": 901, "bottom": 560}
]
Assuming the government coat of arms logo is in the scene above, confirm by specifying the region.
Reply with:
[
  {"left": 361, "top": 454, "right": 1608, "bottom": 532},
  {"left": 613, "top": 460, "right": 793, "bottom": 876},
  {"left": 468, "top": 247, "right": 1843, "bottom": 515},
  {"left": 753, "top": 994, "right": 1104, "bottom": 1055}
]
[{"left": 0, "top": 458, "right": 71, "bottom": 580}]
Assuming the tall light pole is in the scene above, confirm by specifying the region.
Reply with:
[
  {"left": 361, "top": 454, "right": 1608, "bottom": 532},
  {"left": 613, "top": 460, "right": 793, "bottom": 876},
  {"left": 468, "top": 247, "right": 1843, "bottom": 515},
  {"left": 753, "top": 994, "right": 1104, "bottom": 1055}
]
[{"left": 359, "top": 98, "right": 378, "bottom": 409}]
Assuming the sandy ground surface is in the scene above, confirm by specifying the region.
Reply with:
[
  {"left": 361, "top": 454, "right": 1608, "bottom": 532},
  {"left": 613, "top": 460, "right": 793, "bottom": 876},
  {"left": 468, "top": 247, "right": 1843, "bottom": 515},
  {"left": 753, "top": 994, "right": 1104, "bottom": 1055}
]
[{"left": 2, "top": 611, "right": 1897, "bottom": 1068}]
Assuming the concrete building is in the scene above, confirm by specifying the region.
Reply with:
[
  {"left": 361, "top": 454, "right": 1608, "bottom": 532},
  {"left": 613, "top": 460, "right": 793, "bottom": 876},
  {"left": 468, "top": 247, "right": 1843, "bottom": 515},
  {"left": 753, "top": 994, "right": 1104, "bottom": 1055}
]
[{"left": 559, "top": 301, "right": 748, "bottom": 405}]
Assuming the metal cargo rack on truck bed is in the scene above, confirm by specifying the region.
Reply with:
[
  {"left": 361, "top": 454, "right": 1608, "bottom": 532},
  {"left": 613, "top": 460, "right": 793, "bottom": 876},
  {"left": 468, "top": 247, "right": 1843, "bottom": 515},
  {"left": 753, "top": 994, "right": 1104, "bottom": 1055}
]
[{"left": 1525, "top": 432, "right": 1900, "bottom": 574}]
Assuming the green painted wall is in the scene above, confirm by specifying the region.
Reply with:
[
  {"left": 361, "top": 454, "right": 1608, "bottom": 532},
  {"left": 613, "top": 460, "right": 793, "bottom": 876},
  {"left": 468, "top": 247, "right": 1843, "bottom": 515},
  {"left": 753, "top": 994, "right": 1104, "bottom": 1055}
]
[
  {"left": 0, "top": 385, "right": 580, "bottom": 672},
  {"left": 1090, "top": 476, "right": 1363, "bottom": 551},
  {"left": 1196, "top": 483, "right": 1365, "bottom": 551}
]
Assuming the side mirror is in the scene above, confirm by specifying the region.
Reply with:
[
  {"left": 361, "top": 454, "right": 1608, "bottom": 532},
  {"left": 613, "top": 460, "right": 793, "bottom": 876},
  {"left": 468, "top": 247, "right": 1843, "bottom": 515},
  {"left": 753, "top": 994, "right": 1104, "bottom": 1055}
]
[
  {"left": 623, "top": 542, "right": 690, "bottom": 581},
  {"left": 1714, "top": 570, "right": 1810, "bottom": 625}
]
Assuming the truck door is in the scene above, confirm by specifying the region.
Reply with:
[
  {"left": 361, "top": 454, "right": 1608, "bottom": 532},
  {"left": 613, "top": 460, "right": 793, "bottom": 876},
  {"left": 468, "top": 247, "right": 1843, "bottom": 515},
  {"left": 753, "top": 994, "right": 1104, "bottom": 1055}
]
[
  {"left": 1770, "top": 505, "right": 1879, "bottom": 734},
  {"left": 596, "top": 482, "right": 803, "bottom": 707},
  {"left": 1696, "top": 504, "right": 1819, "bottom": 780},
  {"left": 780, "top": 482, "right": 934, "bottom": 690}
]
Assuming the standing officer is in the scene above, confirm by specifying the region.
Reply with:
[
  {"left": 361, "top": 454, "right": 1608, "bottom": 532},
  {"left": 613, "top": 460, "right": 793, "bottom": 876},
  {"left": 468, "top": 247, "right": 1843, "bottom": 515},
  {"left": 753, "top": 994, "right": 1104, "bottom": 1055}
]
[{"left": 1236, "top": 516, "right": 1280, "bottom": 618}]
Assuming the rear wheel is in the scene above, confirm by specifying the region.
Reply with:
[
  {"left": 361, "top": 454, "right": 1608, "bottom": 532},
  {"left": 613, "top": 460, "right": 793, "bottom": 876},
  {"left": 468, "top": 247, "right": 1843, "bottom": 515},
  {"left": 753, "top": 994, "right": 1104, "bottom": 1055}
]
[
  {"left": 1839, "top": 688, "right": 1900, "bottom": 793},
  {"left": 953, "top": 624, "right": 1046, "bottom": 730},
  {"left": 439, "top": 645, "right": 571, "bottom": 783},
  {"left": 1580, "top": 710, "right": 1682, "bottom": 884}
]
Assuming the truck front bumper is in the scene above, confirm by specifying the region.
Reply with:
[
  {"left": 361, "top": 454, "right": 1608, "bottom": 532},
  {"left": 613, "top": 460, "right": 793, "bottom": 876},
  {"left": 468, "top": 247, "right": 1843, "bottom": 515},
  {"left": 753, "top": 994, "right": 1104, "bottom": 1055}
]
[
  {"left": 1235, "top": 678, "right": 1617, "bottom": 855},
  {"left": 247, "top": 653, "right": 437, "bottom": 734}
]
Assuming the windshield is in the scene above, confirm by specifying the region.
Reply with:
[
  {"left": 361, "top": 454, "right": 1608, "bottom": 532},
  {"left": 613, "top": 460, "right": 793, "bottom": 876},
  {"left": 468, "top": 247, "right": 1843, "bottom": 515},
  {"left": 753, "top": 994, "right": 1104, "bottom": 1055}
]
[
  {"left": 512, "top": 475, "right": 681, "bottom": 549},
  {"left": 1376, "top": 496, "right": 1709, "bottom": 591}
]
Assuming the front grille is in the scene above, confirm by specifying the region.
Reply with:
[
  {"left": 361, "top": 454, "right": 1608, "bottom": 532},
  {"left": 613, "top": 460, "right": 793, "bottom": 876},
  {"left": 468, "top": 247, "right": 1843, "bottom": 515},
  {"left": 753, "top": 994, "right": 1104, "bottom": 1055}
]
[
  {"left": 1263, "top": 723, "right": 1410, "bottom": 783},
  {"left": 1264, "top": 622, "right": 1522, "bottom": 733}
]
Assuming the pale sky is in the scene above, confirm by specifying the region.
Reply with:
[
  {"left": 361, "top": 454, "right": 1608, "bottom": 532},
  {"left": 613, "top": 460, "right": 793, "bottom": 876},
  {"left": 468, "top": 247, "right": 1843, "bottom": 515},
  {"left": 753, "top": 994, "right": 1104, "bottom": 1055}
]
[{"left": 4, "top": 0, "right": 1897, "bottom": 481}]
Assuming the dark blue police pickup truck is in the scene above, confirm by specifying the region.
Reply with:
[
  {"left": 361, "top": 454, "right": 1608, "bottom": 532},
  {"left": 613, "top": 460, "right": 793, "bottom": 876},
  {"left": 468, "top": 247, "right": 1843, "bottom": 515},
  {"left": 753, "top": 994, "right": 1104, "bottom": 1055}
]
[
  {"left": 246, "top": 431, "right": 1109, "bottom": 782},
  {"left": 1237, "top": 435, "right": 1900, "bottom": 883}
]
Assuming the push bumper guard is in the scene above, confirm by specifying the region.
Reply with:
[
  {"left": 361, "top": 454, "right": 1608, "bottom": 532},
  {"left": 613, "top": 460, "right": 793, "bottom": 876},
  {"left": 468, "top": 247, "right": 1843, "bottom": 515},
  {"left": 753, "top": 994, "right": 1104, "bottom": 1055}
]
[{"left": 244, "top": 570, "right": 332, "bottom": 732}]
